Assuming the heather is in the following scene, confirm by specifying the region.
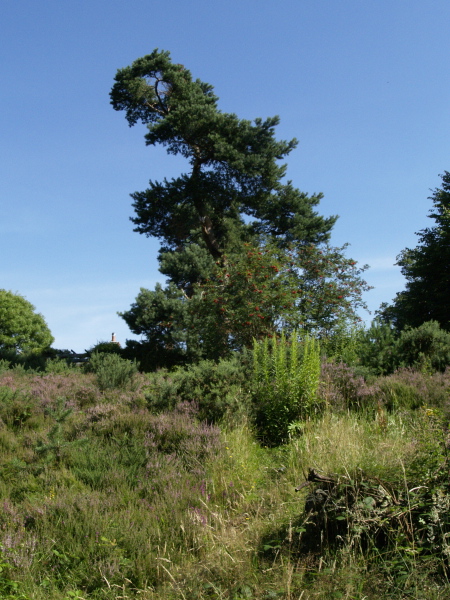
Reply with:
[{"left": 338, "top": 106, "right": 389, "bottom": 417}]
[{"left": 0, "top": 356, "right": 450, "bottom": 599}]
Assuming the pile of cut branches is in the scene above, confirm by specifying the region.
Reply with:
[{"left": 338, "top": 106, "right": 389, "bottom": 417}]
[{"left": 295, "top": 465, "right": 450, "bottom": 563}]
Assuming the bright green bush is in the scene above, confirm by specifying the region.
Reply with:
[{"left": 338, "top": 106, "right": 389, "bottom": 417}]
[
  {"left": 252, "top": 332, "right": 321, "bottom": 445},
  {"left": 0, "top": 289, "right": 54, "bottom": 352},
  {"left": 0, "top": 359, "right": 10, "bottom": 374},
  {"left": 84, "top": 352, "right": 139, "bottom": 391},
  {"left": 145, "top": 355, "right": 249, "bottom": 423}
]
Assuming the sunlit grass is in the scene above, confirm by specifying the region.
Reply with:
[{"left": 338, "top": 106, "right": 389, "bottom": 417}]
[{"left": 0, "top": 365, "right": 449, "bottom": 598}]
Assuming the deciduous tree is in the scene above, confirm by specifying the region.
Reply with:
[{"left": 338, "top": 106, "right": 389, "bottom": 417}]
[{"left": 0, "top": 290, "right": 54, "bottom": 352}]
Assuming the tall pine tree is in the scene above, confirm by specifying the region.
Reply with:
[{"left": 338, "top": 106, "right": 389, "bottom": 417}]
[
  {"left": 380, "top": 172, "right": 450, "bottom": 331},
  {"left": 111, "top": 50, "right": 367, "bottom": 367}
]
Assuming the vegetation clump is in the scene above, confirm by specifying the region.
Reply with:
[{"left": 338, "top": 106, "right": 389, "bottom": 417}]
[{"left": 0, "top": 343, "right": 449, "bottom": 599}]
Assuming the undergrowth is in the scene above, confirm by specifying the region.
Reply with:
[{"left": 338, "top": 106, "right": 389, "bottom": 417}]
[{"left": 0, "top": 360, "right": 449, "bottom": 598}]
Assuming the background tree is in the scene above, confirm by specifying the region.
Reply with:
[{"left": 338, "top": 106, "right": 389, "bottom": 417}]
[
  {"left": 379, "top": 171, "right": 450, "bottom": 331},
  {"left": 193, "top": 241, "right": 370, "bottom": 355},
  {"left": 0, "top": 290, "right": 54, "bottom": 352},
  {"left": 111, "top": 50, "right": 368, "bottom": 366}
]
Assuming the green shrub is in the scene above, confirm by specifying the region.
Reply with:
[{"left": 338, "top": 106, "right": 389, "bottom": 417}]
[
  {"left": 252, "top": 332, "right": 322, "bottom": 445},
  {"left": 358, "top": 319, "right": 399, "bottom": 375},
  {"left": 44, "top": 357, "right": 74, "bottom": 374},
  {"left": 396, "top": 320, "right": 450, "bottom": 372},
  {"left": 0, "top": 359, "right": 10, "bottom": 374},
  {"left": 85, "top": 340, "right": 123, "bottom": 356},
  {"left": 84, "top": 352, "right": 139, "bottom": 391},
  {"left": 359, "top": 320, "right": 450, "bottom": 375},
  {"left": 145, "top": 355, "right": 249, "bottom": 423}
]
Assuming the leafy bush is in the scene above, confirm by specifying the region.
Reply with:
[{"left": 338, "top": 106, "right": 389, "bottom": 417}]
[
  {"left": 0, "top": 289, "right": 54, "bottom": 352},
  {"left": 359, "top": 320, "right": 450, "bottom": 375},
  {"left": 252, "top": 332, "right": 322, "bottom": 445},
  {"left": 84, "top": 352, "right": 139, "bottom": 391},
  {"left": 85, "top": 340, "right": 123, "bottom": 356},
  {"left": 396, "top": 320, "right": 450, "bottom": 372},
  {"left": 144, "top": 355, "right": 249, "bottom": 423}
]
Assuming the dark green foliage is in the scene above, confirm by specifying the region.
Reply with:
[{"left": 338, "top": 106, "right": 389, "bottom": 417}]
[
  {"left": 0, "top": 346, "right": 76, "bottom": 373},
  {"left": 119, "top": 283, "right": 200, "bottom": 368},
  {"left": 110, "top": 49, "right": 334, "bottom": 257},
  {"left": 359, "top": 319, "right": 450, "bottom": 375},
  {"left": 396, "top": 320, "right": 450, "bottom": 372},
  {"left": 380, "top": 171, "right": 450, "bottom": 331},
  {"left": 144, "top": 355, "right": 249, "bottom": 423},
  {"left": 358, "top": 318, "right": 400, "bottom": 375},
  {"left": 84, "top": 352, "right": 139, "bottom": 390},
  {"left": 110, "top": 50, "right": 363, "bottom": 365},
  {"left": 85, "top": 340, "right": 123, "bottom": 356}
]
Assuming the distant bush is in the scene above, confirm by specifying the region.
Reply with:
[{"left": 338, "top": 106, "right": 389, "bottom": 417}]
[
  {"left": 44, "top": 358, "right": 74, "bottom": 374},
  {"left": 84, "top": 352, "right": 139, "bottom": 391},
  {"left": 396, "top": 320, "right": 450, "bottom": 372},
  {"left": 358, "top": 319, "right": 399, "bottom": 375},
  {"left": 85, "top": 340, "right": 123, "bottom": 356},
  {"left": 359, "top": 320, "right": 450, "bottom": 375},
  {"left": 0, "top": 348, "right": 47, "bottom": 373},
  {"left": 144, "top": 356, "right": 249, "bottom": 423}
]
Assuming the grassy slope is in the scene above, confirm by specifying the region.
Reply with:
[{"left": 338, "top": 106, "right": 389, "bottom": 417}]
[{"left": 0, "top": 364, "right": 449, "bottom": 599}]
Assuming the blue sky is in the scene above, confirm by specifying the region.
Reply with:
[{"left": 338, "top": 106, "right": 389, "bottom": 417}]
[{"left": 1, "top": 0, "right": 449, "bottom": 352}]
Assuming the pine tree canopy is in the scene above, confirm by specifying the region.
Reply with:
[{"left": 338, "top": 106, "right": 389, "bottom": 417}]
[
  {"left": 111, "top": 50, "right": 369, "bottom": 368},
  {"left": 111, "top": 49, "right": 337, "bottom": 270},
  {"left": 380, "top": 171, "right": 450, "bottom": 331}
]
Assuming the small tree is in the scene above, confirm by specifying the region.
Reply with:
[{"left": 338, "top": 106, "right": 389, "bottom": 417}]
[
  {"left": 194, "top": 240, "right": 371, "bottom": 355},
  {"left": 0, "top": 290, "right": 54, "bottom": 352}
]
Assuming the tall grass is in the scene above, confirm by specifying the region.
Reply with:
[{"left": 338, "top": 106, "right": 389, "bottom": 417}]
[{"left": 0, "top": 361, "right": 449, "bottom": 598}]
